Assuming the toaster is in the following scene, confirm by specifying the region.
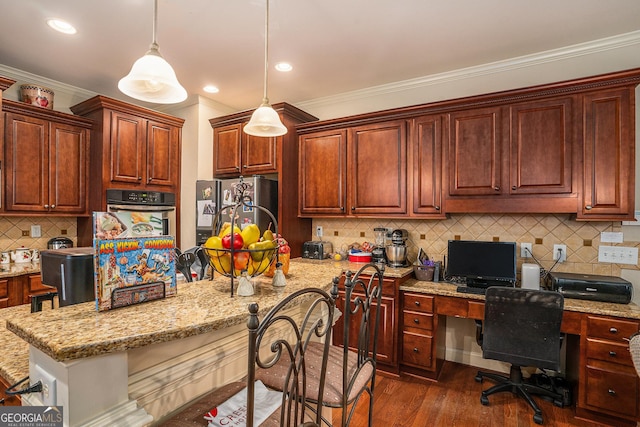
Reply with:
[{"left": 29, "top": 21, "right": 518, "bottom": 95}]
[{"left": 302, "top": 241, "right": 333, "bottom": 259}]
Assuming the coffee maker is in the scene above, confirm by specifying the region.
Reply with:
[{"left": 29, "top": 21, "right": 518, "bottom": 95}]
[
  {"left": 371, "top": 227, "right": 388, "bottom": 264},
  {"left": 385, "top": 229, "right": 409, "bottom": 267}
]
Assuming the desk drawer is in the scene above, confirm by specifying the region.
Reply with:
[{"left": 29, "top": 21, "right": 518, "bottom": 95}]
[
  {"left": 403, "top": 293, "right": 433, "bottom": 313},
  {"left": 586, "top": 338, "right": 633, "bottom": 366},
  {"left": 587, "top": 316, "right": 639, "bottom": 342},
  {"left": 585, "top": 365, "right": 638, "bottom": 417},
  {"left": 403, "top": 311, "right": 434, "bottom": 331},
  {"left": 402, "top": 330, "right": 433, "bottom": 369}
]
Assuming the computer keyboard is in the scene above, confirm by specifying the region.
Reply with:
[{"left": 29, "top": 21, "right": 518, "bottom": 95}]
[{"left": 456, "top": 285, "right": 487, "bottom": 295}]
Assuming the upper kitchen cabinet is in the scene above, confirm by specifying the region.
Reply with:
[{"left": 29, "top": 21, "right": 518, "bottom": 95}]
[
  {"left": 578, "top": 88, "right": 635, "bottom": 220},
  {"left": 2, "top": 100, "right": 91, "bottom": 215},
  {"left": 212, "top": 122, "right": 277, "bottom": 176},
  {"left": 70, "top": 95, "right": 184, "bottom": 210},
  {"left": 298, "top": 119, "right": 407, "bottom": 217},
  {"left": 409, "top": 114, "right": 446, "bottom": 218},
  {"left": 209, "top": 103, "right": 318, "bottom": 257},
  {"left": 444, "top": 97, "right": 578, "bottom": 213}
]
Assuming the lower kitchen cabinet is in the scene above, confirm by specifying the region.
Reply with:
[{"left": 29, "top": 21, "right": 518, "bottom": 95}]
[
  {"left": 332, "top": 271, "right": 406, "bottom": 372},
  {"left": 578, "top": 315, "right": 640, "bottom": 423},
  {"left": 0, "top": 274, "right": 53, "bottom": 309}
]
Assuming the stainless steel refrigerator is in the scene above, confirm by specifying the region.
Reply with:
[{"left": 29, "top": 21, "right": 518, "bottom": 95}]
[{"left": 196, "top": 176, "right": 278, "bottom": 245}]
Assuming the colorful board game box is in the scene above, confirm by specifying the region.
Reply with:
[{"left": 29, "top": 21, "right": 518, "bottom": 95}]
[{"left": 92, "top": 212, "right": 176, "bottom": 311}]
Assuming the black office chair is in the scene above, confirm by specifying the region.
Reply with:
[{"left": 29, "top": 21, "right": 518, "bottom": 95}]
[
  {"left": 160, "top": 287, "right": 335, "bottom": 426},
  {"left": 474, "top": 286, "right": 565, "bottom": 425}
]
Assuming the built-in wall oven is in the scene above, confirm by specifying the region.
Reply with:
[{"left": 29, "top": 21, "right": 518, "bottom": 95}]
[{"left": 106, "top": 189, "right": 176, "bottom": 237}]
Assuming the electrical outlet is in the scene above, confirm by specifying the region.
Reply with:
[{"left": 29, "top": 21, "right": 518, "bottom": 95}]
[
  {"left": 315, "top": 225, "right": 323, "bottom": 238},
  {"left": 21, "top": 230, "right": 29, "bottom": 237},
  {"left": 34, "top": 364, "right": 56, "bottom": 406},
  {"left": 521, "top": 243, "right": 532, "bottom": 258},
  {"left": 31, "top": 225, "right": 42, "bottom": 238},
  {"left": 553, "top": 244, "right": 567, "bottom": 262}
]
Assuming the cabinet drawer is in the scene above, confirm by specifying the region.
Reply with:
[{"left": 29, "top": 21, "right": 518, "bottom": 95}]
[
  {"left": 587, "top": 316, "right": 639, "bottom": 342},
  {"left": 402, "top": 331, "right": 433, "bottom": 369},
  {"left": 436, "top": 297, "right": 468, "bottom": 318},
  {"left": 403, "top": 311, "right": 434, "bottom": 331},
  {"left": 403, "top": 293, "right": 433, "bottom": 313},
  {"left": 586, "top": 338, "right": 633, "bottom": 366},
  {"left": 585, "top": 365, "right": 638, "bottom": 417}
]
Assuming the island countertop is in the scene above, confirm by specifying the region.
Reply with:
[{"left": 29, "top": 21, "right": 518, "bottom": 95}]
[{"left": 4, "top": 259, "right": 404, "bottom": 365}]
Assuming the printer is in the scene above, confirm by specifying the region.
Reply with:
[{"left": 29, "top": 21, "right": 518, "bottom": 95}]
[{"left": 547, "top": 272, "right": 633, "bottom": 304}]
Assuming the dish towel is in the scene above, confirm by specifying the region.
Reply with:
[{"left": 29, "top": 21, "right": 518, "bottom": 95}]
[{"left": 204, "top": 380, "right": 281, "bottom": 427}]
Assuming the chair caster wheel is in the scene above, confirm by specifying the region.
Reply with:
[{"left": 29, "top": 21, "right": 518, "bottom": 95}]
[
  {"left": 480, "top": 395, "right": 489, "bottom": 406},
  {"left": 475, "top": 375, "right": 483, "bottom": 383},
  {"left": 533, "top": 413, "right": 543, "bottom": 424}
]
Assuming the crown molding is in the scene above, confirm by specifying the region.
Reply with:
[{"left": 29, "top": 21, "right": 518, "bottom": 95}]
[{"left": 297, "top": 30, "right": 640, "bottom": 110}]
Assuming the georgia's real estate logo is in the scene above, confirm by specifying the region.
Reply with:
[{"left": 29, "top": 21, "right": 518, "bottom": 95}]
[{"left": 0, "top": 406, "right": 63, "bottom": 427}]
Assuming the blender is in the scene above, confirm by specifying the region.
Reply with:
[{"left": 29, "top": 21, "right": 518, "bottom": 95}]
[{"left": 371, "top": 227, "right": 388, "bottom": 264}]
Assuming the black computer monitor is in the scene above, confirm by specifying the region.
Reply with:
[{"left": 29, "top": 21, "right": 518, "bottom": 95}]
[{"left": 446, "top": 240, "right": 517, "bottom": 288}]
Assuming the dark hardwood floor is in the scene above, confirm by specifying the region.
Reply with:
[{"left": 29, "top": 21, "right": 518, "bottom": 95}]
[{"left": 334, "top": 362, "right": 599, "bottom": 427}]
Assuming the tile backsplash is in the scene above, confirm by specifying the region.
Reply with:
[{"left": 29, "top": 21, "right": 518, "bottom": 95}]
[
  {"left": 0, "top": 217, "right": 77, "bottom": 251},
  {"left": 313, "top": 214, "right": 639, "bottom": 279}
]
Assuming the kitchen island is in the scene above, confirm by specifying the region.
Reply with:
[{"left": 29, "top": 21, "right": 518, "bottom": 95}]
[{"left": 2, "top": 259, "right": 385, "bottom": 427}]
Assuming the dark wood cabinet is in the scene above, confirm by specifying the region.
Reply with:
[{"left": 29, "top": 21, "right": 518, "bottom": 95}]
[
  {"left": 578, "top": 88, "right": 635, "bottom": 220},
  {"left": 2, "top": 101, "right": 91, "bottom": 214},
  {"left": 70, "top": 96, "right": 184, "bottom": 246},
  {"left": 0, "top": 274, "right": 49, "bottom": 309},
  {"left": 410, "top": 115, "right": 446, "bottom": 217},
  {"left": 332, "top": 273, "right": 399, "bottom": 371},
  {"left": 209, "top": 103, "right": 317, "bottom": 257},
  {"left": 213, "top": 122, "right": 278, "bottom": 176},
  {"left": 299, "top": 119, "right": 407, "bottom": 216}
]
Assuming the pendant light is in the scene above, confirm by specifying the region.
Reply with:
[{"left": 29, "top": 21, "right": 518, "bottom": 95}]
[
  {"left": 243, "top": 0, "right": 287, "bottom": 137},
  {"left": 118, "top": 0, "right": 187, "bottom": 104}
]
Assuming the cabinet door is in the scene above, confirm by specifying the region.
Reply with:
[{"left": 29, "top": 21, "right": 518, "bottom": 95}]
[
  {"left": 49, "top": 122, "right": 88, "bottom": 213},
  {"left": 579, "top": 89, "right": 634, "bottom": 219},
  {"left": 298, "top": 129, "right": 347, "bottom": 215},
  {"left": 509, "top": 98, "right": 575, "bottom": 195},
  {"left": 4, "top": 112, "right": 48, "bottom": 211},
  {"left": 110, "top": 111, "right": 145, "bottom": 184},
  {"left": 333, "top": 291, "right": 396, "bottom": 366},
  {"left": 348, "top": 120, "right": 407, "bottom": 215},
  {"left": 447, "top": 107, "right": 503, "bottom": 196},
  {"left": 213, "top": 123, "right": 242, "bottom": 176},
  {"left": 411, "top": 115, "right": 445, "bottom": 217},
  {"left": 242, "top": 128, "right": 278, "bottom": 175},
  {"left": 147, "top": 120, "right": 179, "bottom": 187}
]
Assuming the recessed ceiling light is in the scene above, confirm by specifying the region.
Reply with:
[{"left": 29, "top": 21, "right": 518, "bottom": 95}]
[
  {"left": 203, "top": 85, "right": 219, "bottom": 94},
  {"left": 275, "top": 62, "right": 293, "bottom": 72},
  {"left": 47, "top": 18, "right": 77, "bottom": 35}
]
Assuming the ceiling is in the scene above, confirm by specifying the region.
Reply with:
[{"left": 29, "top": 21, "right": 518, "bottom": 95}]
[{"left": 1, "top": 0, "right": 640, "bottom": 112}]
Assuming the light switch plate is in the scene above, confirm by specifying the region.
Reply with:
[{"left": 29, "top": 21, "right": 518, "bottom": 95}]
[{"left": 598, "top": 245, "right": 638, "bottom": 265}]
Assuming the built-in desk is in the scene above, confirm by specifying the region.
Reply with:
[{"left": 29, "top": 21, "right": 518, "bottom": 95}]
[{"left": 400, "top": 279, "right": 640, "bottom": 426}]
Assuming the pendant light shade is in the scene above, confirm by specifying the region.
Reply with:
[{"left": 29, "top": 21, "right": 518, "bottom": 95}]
[
  {"left": 243, "top": 0, "right": 287, "bottom": 137},
  {"left": 118, "top": 0, "right": 187, "bottom": 104}
]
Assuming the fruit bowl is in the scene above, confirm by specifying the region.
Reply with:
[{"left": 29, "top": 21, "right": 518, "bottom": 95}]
[{"left": 203, "top": 245, "right": 278, "bottom": 278}]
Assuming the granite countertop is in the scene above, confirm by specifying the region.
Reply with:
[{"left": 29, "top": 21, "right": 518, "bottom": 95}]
[
  {"left": 400, "top": 278, "right": 640, "bottom": 320},
  {"left": 5, "top": 259, "right": 397, "bottom": 365},
  {"left": 0, "top": 305, "right": 31, "bottom": 385},
  {"left": 0, "top": 261, "right": 40, "bottom": 278}
]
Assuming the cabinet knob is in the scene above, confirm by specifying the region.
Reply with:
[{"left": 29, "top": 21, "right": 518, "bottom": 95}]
[
  {"left": 351, "top": 206, "right": 355, "bottom": 211},
  {"left": 608, "top": 389, "right": 616, "bottom": 396},
  {"left": 609, "top": 351, "right": 617, "bottom": 357},
  {"left": 413, "top": 318, "right": 419, "bottom": 324},
  {"left": 44, "top": 204, "right": 49, "bottom": 209},
  {"left": 609, "top": 327, "right": 618, "bottom": 334},
  {"left": 493, "top": 186, "right": 500, "bottom": 191},
  {"left": 512, "top": 186, "right": 517, "bottom": 190},
  {"left": 435, "top": 206, "right": 440, "bottom": 211},
  {"left": 413, "top": 348, "right": 419, "bottom": 353},
  {"left": 585, "top": 205, "right": 593, "bottom": 210},
  {"left": 138, "top": 176, "right": 142, "bottom": 181},
  {"left": 50, "top": 204, "right": 55, "bottom": 209},
  {"left": 243, "top": 165, "right": 247, "bottom": 168},
  {"left": 414, "top": 301, "right": 420, "bottom": 306},
  {"left": 340, "top": 206, "right": 345, "bottom": 211}
]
